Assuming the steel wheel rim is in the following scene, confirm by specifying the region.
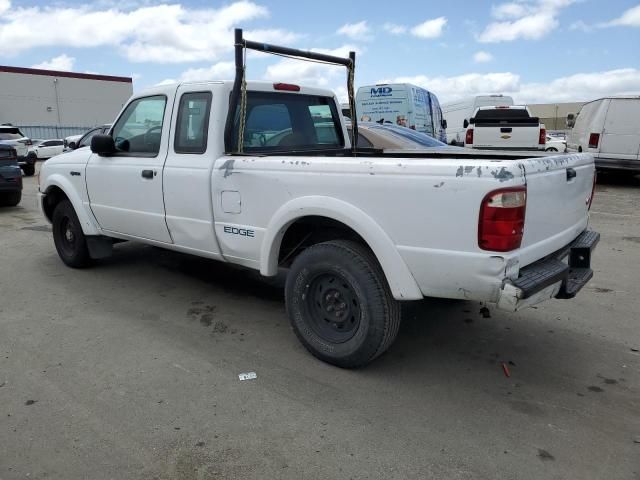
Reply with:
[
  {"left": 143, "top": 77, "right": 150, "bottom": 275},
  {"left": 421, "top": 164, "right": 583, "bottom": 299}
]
[
  {"left": 303, "top": 271, "right": 361, "bottom": 343},
  {"left": 58, "top": 216, "right": 77, "bottom": 257}
]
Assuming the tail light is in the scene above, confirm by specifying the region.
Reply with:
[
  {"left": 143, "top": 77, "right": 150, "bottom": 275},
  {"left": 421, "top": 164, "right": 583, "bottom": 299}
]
[
  {"left": 539, "top": 127, "right": 546, "bottom": 145},
  {"left": 478, "top": 187, "right": 527, "bottom": 252},
  {"left": 588, "top": 133, "right": 600, "bottom": 149},
  {"left": 273, "top": 83, "right": 300, "bottom": 92},
  {"left": 465, "top": 128, "right": 474, "bottom": 145}
]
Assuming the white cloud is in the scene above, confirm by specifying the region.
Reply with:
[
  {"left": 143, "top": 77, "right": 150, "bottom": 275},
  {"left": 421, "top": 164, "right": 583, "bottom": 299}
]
[
  {"left": 380, "top": 68, "right": 640, "bottom": 104},
  {"left": 410, "top": 17, "right": 447, "bottom": 38},
  {"left": 264, "top": 45, "right": 360, "bottom": 88},
  {"left": 380, "top": 72, "right": 521, "bottom": 103},
  {"left": 0, "top": 1, "right": 299, "bottom": 63},
  {"left": 478, "top": 0, "right": 576, "bottom": 43},
  {"left": 383, "top": 23, "right": 407, "bottom": 35},
  {"left": 569, "top": 20, "right": 594, "bottom": 32},
  {"left": 604, "top": 5, "right": 640, "bottom": 27},
  {"left": 0, "top": 0, "right": 9, "bottom": 15},
  {"left": 473, "top": 51, "right": 493, "bottom": 63},
  {"left": 337, "top": 21, "right": 372, "bottom": 41},
  {"left": 31, "top": 54, "right": 75, "bottom": 71}
]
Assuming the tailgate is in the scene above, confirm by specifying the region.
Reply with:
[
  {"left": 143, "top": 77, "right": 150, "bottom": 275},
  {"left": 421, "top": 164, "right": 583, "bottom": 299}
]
[
  {"left": 474, "top": 124, "right": 540, "bottom": 150},
  {"left": 518, "top": 153, "right": 595, "bottom": 266}
]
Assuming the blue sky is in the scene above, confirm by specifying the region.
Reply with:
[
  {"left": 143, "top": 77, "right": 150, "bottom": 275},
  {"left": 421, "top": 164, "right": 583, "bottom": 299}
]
[{"left": 1, "top": 0, "right": 639, "bottom": 103}]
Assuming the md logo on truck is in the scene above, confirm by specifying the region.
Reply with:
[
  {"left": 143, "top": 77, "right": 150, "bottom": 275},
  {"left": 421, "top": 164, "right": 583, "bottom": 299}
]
[{"left": 370, "top": 87, "right": 393, "bottom": 97}]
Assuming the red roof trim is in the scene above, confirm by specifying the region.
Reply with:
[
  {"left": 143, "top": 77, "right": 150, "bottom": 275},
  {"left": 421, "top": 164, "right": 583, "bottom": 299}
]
[{"left": 0, "top": 65, "right": 132, "bottom": 83}]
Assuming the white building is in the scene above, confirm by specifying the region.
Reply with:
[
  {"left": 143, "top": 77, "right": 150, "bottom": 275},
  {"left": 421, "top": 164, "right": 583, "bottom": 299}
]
[{"left": 0, "top": 65, "right": 133, "bottom": 133}]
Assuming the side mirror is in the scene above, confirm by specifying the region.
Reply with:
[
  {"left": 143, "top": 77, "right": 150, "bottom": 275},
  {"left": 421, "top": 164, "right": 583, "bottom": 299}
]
[
  {"left": 91, "top": 134, "right": 115, "bottom": 156},
  {"left": 566, "top": 114, "right": 575, "bottom": 128},
  {"left": 441, "top": 119, "right": 448, "bottom": 129},
  {"left": 463, "top": 119, "right": 469, "bottom": 129}
]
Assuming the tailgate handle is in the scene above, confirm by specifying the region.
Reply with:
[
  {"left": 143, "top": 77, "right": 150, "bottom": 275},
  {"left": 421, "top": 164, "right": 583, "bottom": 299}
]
[
  {"left": 500, "top": 127, "right": 512, "bottom": 133},
  {"left": 566, "top": 168, "right": 577, "bottom": 181}
]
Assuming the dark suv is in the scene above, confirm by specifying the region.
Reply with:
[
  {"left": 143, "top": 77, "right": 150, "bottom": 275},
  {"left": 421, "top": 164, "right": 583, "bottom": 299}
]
[{"left": 0, "top": 145, "right": 22, "bottom": 206}]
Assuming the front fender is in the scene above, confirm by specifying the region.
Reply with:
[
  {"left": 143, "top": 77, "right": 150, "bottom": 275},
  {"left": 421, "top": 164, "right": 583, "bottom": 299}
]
[
  {"left": 260, "top": 196, "right": 423, "bottom": 301},
  {"left": 42, "top": 173, "right": 101, "bottom": 236}
]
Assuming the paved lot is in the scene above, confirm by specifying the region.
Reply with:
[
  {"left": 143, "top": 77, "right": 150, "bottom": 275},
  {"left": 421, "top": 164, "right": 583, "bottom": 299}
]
[{"left": 1, "top": 165, "right": 639, "bottom": 479}]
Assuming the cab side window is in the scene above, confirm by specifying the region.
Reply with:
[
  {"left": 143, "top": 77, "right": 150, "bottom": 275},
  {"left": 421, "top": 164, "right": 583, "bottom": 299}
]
[
  {"left": 111, "top": 95, "right": 167, "bottom": 156},
  {"left": 175, "top": 92, "right": 212, "bottom": 154}
]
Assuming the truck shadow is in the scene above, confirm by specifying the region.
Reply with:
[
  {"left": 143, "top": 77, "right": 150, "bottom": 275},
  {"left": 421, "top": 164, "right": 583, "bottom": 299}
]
[{"left": 97, "top": 242, "right": 627, "bottom": 403}]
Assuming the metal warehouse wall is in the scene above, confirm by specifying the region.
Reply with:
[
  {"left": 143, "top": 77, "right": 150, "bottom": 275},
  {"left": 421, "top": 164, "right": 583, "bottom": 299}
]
[{"left": 0, "top": 67, "right": 133, "bottom": 128}]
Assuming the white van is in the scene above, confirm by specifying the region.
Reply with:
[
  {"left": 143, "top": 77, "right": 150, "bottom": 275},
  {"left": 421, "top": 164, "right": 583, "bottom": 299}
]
[
  {"left": 442, "top": 95, "right": 514, "bottom": 146},
  {"left": 355, "top": 84, "right": 447, "bottom": 142},
  {"left": 567, "top": 96, "right": 640, "bottom": 172}
]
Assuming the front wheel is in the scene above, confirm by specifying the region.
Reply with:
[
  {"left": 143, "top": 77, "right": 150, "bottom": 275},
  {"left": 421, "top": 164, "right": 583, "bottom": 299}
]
[
  {"left": 52, "top": 200, "right": 91, "bottom": 268},
  {"left": 285, "top": 240, "right": 401, "bottom": 368}
]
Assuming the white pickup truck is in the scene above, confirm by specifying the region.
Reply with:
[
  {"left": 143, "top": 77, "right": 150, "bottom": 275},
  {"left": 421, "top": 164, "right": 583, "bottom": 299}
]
[
  {"left": 37, "top": 33, "right": 599, "bottom": 368},
  {"left": 464, "top": 106, "right": 546, "bottom": 151}
]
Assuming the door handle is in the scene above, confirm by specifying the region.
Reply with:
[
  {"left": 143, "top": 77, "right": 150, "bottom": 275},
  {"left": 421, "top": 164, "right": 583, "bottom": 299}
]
[
  {"left": 141, "top": 169, "right": 154, "bottom": 179},
  {"left": 566, "top": 168, "right": 577, "bottom": 181}
]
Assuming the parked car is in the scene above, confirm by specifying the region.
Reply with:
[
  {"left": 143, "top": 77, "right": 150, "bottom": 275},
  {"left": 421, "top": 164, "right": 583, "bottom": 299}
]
[
  {"left": 65, "top": 125, "right": 112, "bottom": 151},
  {"left": 442, "top": 95, "right": 514, "bottom": 146},
  {"left": 32, "top": 139, "right": 65, "bottom": 159},
  {"left": 348, "top": 122, "right": 454, "bottom": 149},
  {"left": 38, "top": 33, "right": 600, "bottom": 368},
  {"left": 545, "top": 135, "right": 566, "bottom": 152},
  {"left": 0, "top": 125, "right": 36, "bottom": 176},
  {"left": 356, "top": 83, "right": 447, "bottom": 142},
  {"left": 63, "top": 134, "right": 82, "bottom": 151},
  {"left": 0, "top": 144, "right": 22, "bottom": 206},
  {"left": 464, "top": 106, "right": 546, "bottom": 151},
  {"left": 566, "top": 96, "right": 640, "bottom": 172}
]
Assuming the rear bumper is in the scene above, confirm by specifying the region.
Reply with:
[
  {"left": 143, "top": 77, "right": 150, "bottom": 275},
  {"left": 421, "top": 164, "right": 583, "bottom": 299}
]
[{"left": 497, "top": 230, "right": 600, "bottom": 311}]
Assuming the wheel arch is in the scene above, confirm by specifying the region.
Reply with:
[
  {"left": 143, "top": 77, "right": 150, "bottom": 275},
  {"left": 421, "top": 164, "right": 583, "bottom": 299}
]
[
  {"left": 260, "top": 196, "right": 423, "bottom": 300},
  {"left": 41, "top": 174, "right": 101, "bottom": 236}
]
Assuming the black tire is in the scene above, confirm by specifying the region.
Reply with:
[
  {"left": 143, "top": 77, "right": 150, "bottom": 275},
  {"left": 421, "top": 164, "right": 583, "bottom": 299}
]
[
  {"left": 52, "top": 200, "right": 91, "bottom": 268},
  {"left": 0, "top": 191, "right": 21, "bottom": 207},
  {"left": 545, "top": 147, "right": 558, "bottom": 152},
  {"left": 22, "top": 163, "right": 35, "bottom": 176},
  {"left": 285, "top": 240, "right": 401, "bottom": 368}
]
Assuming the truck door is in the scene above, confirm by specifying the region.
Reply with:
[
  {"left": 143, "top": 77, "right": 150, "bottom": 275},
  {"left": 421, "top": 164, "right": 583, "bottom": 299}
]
[
  {"left": 162, "top": 87, "right": 223, "bottom": 255},
  {"left": 86, "top": 94, "right": 172, "bottom": 243}
]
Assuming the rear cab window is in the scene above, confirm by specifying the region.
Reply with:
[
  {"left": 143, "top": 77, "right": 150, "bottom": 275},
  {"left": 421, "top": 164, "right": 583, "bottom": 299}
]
[
  {"left": 473, "top": 108, "right": 531, "bottom": 121},
  {"left": 232, "top": 92, "right": 344, "bottom": 152},
  {"left": 0, "top": 128, "right": 24, "bottom": 141}
]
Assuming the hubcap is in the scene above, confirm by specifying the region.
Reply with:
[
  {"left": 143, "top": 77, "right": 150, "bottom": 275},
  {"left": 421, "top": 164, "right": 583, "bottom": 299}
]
[
  {"left": 304, "top": 272, "right": 361, "bottom": 343},
  {"left": 58, "top": 216, "right": 77, "bottom": 257}
]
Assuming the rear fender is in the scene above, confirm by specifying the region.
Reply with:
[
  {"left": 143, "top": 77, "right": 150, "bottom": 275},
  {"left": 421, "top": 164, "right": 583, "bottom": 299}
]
[{"left": 260, "top": 196, "right": 423, "bottom": 301}]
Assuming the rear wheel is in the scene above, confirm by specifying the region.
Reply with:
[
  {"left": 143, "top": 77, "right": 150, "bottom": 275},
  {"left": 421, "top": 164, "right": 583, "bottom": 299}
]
[
  {"left": 52, "top": 200, "right": 91, "bottom": 268},
  {"left": 22, "top": 163, "right": 35, "bottom": 176},
  {"left": 545, "top": 147, "right": 558, "bottom": 152},
  {"left": 285, "top": 240, "right": 401, "bottom": 368},
  {"left": 0, "top": 191, "right": 21, "bottom": 207}
]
